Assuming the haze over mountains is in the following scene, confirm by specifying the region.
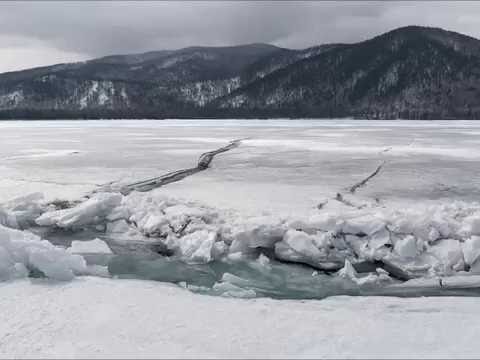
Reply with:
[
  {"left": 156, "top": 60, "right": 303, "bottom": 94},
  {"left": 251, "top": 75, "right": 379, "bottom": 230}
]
[{"left": 1, "top": 26, "right": 480, "bottom": 119}]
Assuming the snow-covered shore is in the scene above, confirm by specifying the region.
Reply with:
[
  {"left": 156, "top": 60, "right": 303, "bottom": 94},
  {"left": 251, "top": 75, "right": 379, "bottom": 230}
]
[{"left": 1, "top": 276, "right": 480, "bottom": 359}]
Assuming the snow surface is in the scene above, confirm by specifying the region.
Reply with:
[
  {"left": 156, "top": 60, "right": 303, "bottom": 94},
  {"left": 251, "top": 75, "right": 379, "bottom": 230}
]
[
  {"left": 1, "top": 277, "right": 480, "bottom": 359},
  {"left": 2, "top": 119, "right": 480, "bottom": 214}
]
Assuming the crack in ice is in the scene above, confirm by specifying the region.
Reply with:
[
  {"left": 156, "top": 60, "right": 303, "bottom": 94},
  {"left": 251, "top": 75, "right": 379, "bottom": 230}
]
[{"left": 94, "top": 139, "right": 243, "bottom": 195}]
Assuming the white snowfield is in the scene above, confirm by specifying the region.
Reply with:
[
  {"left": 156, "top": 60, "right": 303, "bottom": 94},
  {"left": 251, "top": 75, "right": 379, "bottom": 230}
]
[
  {"left": 1, "top": 277, "right": 480, "bottom": 359},
  {"left": 2, "top": 119, "right": 480, "bottom": 357}
]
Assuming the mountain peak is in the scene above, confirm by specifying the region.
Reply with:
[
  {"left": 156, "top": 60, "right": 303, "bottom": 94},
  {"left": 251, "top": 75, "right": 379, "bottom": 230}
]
[{"left": 377, "top": 25, "right": 480, "bottom": 44}]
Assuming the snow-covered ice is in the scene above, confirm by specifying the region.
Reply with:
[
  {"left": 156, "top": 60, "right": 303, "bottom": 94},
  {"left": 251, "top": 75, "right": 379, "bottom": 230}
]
[
  {"left": 2, "top": 119, "right": 480, "bottom": 357},
  {"left": 3, "top": 120, "right": 480, "bottom": 286},
  {"left": 2, "top": 277, "right": 480, "bottom": 358}
]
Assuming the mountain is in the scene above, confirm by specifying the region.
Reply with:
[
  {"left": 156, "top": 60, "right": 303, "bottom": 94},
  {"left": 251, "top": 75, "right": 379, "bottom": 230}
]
[
  {"left": 1, "top": 26, "right": 480, "bottom": 119},
  {"left": 216, "top": 26, "right": 480, "bottom": 119},
  {"left": 0, "top": 43, "right": 283, "bottom": 118}
]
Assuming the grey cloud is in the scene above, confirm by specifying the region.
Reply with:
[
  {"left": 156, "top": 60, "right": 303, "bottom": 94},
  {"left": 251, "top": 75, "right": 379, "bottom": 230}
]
[{"left": 1, "top": 1, "right": 480, "bottom": 70}]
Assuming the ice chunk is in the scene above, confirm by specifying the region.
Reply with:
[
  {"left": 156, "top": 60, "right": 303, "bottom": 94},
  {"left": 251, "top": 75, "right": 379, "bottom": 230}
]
[
  {"left": 387, "top": 206, "right": 457, "bottom": 243},
  {"left": 344, "top": 234, "right": 368, "bottom": 258},
  {"left": 174, "top": 230, "right": 217, "bottom": 263},
  {"left": 368, "top": 228, "right": 391, "bottom": 250},
  {"left": 274, "top": 229, "right": 344, "bottom": 270},
  {"left": 462, "top": 215, "right": 480, "bottom": 236},
  {"left": 470, "top": 259, "right": 480, "bottom": 274},
  {"left": 283, "top": 230, "right": 323, "bottom": 257},
  {"left": 221, "top": 272, "right": 250, "bottom": 286},
  {"left": 123, "top": 194, "right": 219, "bottom": 242},
  {"left": 462, "top": 236, "right": 480, "bottom": 266},
  {"left": 338, "top": 259, "right": 357, "bottom": 280},
  {"left": 214, "top": 273, "right": 259, "bottom": 298},
  {"left": 429, "top": 239, "right": 465, "bottom": 273},
  {"left": 83, "top": 264, "right": 111, "bottom": 277},
  {"left": 68, "top": 238, "right": 112, "bottom": 254},
  {"left": 355, "top": 272, "right": 392, "bottom": 286},
  {"left": 105, "top": 205, "right": 130, "bottom": 222},
  {"left": 227, "top": 252, "right": 244, "bottom": 261},
  {"left": 275, "top": 229, "right": 323, "bottom": 261},
  {"left": 342, "top": 215, "right": 385, "bottom": 236},
  {"left": 428, "top": 227, "right": 441, "bottom": 243},
  {"left": 337, "top": 259, "right": 392, "bottom": 286},
  {"left": 394, "top": 235, "right": 418, "bottom": 259},
  {"left": 36, "top": 193, "right": 122, "bottom": 228},
  {"left": 0, "top": 209, "right": 8, "bottom": 227},
  {"left": 212, "top": 280, "right": 256, "bottom": 298},
  {"left": 229, "top": 216, "right": 286, "bottom": 253},
  {"left": 0, "top": 224, "right": 87, "bottom": 281},
  {"left": 106, "top": 220, "right": 131, "bottom": 234},
  {"left": 308, "top": 213, "right": 343, "bottom": 233},
  {"left": 0, "top": 193, "right": 46, "bottom": 229},
  {"left": 212, "top": 241, "right": 228, "bottom": 259},
  {"left": 329, "top": 233, "right": 348, "bottom": 250},
  {"left": 140, "top": 214, "right": 169, "bottom": 235},
  {"left": 4, "top": 193, "right": 45, "bottom": 216},
  {"left": 257, "top": 253, "right": 271, "bottom": 267}
]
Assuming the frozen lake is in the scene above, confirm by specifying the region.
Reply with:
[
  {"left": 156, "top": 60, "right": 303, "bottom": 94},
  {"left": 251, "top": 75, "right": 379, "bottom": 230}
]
[
  {"left": 1, "top": 118, "right": 480, "bottom": 294},
  {"left": 3, "top": 119, "right": 480, "bottom": 357},
  {"left": 1, "top": 119, "right": 480, "bottom": 284},
  {"left": 2, "top": 119, "right": 480, "bottom": 216}
]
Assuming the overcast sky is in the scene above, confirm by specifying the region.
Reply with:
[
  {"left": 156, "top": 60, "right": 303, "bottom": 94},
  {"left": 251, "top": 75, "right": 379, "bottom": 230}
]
[{"left": 2, "top": 1, "right": 480, "bottom": 73}]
